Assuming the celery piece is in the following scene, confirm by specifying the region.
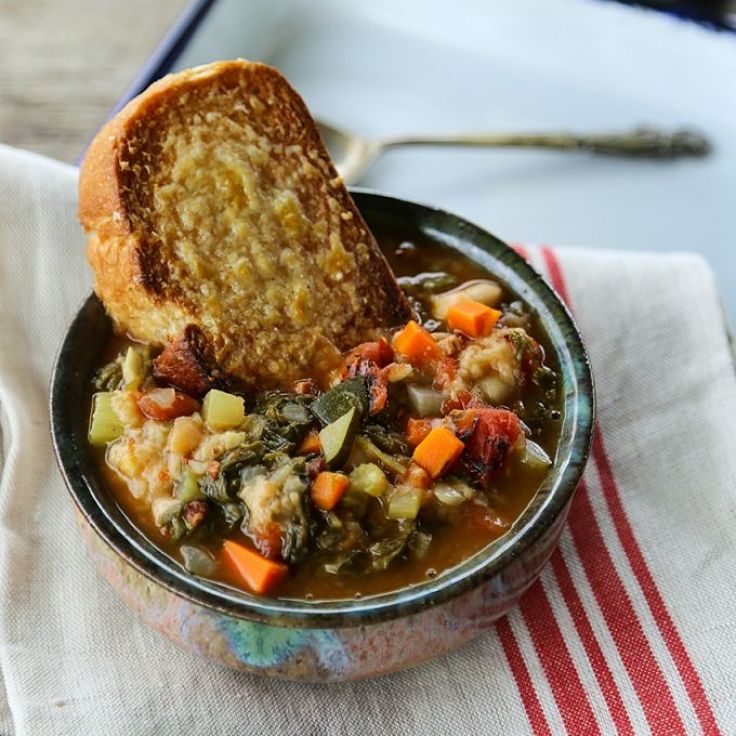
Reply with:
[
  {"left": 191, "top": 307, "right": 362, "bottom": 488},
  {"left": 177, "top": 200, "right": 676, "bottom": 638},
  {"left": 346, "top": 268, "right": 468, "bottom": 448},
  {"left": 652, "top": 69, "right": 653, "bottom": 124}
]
[
  {"left": 387, "top": 487, "right": 422, "bottom": 520},
  {"left": 349, "top": 463, "right": 388, "bottom": 497},
  {"left": 175, "top": 470, "right": 204, "bottom": 502},
  {"left": 89, "top": 392, "right": 125, "bottom": 445},
  {"left": 201, "top": 389, "right": 245, "bottom": 431},
  {"left": 319, "top": 407, "right": 359, "bottom": 468}
]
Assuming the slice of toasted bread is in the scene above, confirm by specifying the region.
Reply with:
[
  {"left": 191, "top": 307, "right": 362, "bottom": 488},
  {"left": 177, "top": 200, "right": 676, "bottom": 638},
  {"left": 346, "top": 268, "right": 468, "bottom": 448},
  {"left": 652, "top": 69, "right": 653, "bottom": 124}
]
[{"left": 79, "top": 60, "right": 411, "bottom": 392}]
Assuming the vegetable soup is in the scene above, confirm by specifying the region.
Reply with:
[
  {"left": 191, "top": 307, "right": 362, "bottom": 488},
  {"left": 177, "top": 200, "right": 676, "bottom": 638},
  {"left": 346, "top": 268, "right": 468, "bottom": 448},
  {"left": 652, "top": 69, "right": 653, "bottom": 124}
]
[{"left": 89, "top": 232, "right": 561, "bottom": 600}]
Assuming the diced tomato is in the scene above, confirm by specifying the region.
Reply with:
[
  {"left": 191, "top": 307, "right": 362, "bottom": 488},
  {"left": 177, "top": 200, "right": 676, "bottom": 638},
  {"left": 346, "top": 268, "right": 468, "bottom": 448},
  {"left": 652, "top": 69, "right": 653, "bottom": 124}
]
[
  {"left": 253, "top": 522, "right": 283, "bottom": 560},
  {"left": 292, "top": 378, "right": 318, "bottom": 395},
  {"left": 137, "top": 388, "right": 200, "bottom": 421},
  {"left": 306, "top": 455, "right": 326, "bottom": 479},
  {"left": 441, "top": 390, "right": 474, "bottom": 414},
  {"left": 405, "top": 417, "right": 434, "bottom": 447},
  {"left": 341, "top": 339, "right": 393, "bottom": 415},
  {"left": 433, "top": 356, "right": 458, "bottom": 392},
  {"left": 343, "top": 339, "right": 394, "bottom": 376},
  {"left": 368, "top": 369, "right": 389, "bottom": 415},
  {"left": 451, "top": 408, "right": 523, "bottom": 485}
]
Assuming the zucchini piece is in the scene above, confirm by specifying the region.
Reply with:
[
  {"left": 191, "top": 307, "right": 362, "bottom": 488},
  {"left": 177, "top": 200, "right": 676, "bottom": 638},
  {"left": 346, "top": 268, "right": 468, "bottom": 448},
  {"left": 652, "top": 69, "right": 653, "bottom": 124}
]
[
  {"left": 349, "top": 463, "right": 388, "bottom": 497},
  {"left": 387, "top": 487, "right": 423, "bottom": 520},
  {"left": 310, "top": 377, "right": 368, "bottom": 425},
  {"left": 89, "top": 392, "right": 125, "bottom": 445},
  {"left": 201, "top": 389, "right": 245, "bottom": 431},
  {"left": 319, "top": 407, "right": 359, "bottom": 468}
]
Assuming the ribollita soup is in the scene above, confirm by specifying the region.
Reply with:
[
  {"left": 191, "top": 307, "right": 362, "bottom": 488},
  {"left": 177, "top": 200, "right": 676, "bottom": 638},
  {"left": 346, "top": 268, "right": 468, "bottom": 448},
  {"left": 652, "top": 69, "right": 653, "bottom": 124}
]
[{"left": 88, "top": 229, "right": 562, "bottom": 601}]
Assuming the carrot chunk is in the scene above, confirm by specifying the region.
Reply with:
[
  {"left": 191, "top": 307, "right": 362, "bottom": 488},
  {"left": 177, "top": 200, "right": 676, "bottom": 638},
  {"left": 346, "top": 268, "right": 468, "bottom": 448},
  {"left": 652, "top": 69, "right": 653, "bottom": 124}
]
[
  {"left": 297, "top": 429, "right": 321, "bottom": 455},
  {"left": 412, "top": 426, "right": 465, "bottom": 479},
  {"left": 221, "top": 540, "right": 288, "bottom": 595},
  {"left": 310, "top": 471, "right": 350, "bottom": 510},
  {"left": 392, "top": 321, "right": 441, "bottom": 365},
  {"left": 447, "top": 300, "right": 501, "bottom": 337}
]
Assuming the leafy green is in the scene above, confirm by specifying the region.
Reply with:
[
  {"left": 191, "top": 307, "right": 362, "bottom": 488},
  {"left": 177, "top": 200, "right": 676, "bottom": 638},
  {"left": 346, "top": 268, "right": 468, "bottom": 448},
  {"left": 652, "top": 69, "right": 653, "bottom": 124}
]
[
  {"left": 369, "top": 535, "right": 409, "bottom": 571},
  {"left": 324, "top": 551, "right": 362, "bottom": 575},
  {"left": 199, "top": 474, "right": 230, "bottom": 504},
  {"left": 363, "top": 424, "right": 412, "bottom": 456},
  {"left": 310, "top": 377, "right": 368, "bottom": 425},
  {"left": 354, "top": 436, "right": 410, "bottom": 477},
  {"left": 221, "top": 502, "right": 245, "bottom": 527}
]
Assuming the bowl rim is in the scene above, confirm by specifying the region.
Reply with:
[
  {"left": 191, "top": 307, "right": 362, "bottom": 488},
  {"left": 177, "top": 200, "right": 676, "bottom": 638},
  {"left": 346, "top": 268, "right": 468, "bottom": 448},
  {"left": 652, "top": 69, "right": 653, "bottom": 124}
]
[{"left": 50, "top": 189, "right": 594, "bottom": 628}]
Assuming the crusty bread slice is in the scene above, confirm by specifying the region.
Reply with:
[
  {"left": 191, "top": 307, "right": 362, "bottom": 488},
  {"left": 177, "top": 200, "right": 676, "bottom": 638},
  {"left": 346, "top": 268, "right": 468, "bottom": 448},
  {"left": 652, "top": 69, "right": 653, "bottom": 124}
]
[{"left": 79, "top": 60, "right": 411, "bottom": 392}]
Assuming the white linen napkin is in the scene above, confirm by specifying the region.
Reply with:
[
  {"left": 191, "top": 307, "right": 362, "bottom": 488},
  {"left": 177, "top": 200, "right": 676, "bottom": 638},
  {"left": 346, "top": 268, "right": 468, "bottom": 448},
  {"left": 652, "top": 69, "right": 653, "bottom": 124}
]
[{"left": 0, "top": 142, "right": 734, "bottom": 736}]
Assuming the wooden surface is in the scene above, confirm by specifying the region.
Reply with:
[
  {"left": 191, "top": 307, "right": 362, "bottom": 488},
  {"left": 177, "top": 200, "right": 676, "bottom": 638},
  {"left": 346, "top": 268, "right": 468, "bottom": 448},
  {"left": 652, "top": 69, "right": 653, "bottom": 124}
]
[{"left": 0, "top": 0, "right": 187, "bottom": 164}]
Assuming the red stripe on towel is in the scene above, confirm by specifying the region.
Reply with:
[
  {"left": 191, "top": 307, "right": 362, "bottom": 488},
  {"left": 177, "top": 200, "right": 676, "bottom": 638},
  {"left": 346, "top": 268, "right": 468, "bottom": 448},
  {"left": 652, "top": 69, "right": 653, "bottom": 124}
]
[
  {"left": 496, "top": 616, "right": 553, "bottom": 736},
  {"left": 568, "top": 480, "right": 685, "bottom": 732},
  {"left": 541, "top": 245, "right": 721, "bottom": 735},
  {"left": 592, "top": 434, "right": 723, "bottom": 735},
  {"left": 550, "top": 550, "right": 635, "bottom": 735},
  {"left": 519, "top": 580, "right": 602, "bottom": 735}
]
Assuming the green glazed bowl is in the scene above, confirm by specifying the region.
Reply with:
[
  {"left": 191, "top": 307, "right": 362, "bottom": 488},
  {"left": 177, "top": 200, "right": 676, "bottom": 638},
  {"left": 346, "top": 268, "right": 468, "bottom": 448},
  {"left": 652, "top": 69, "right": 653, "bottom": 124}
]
[{"left": 50, "top": 191, "right": 594, "bottom": 681}]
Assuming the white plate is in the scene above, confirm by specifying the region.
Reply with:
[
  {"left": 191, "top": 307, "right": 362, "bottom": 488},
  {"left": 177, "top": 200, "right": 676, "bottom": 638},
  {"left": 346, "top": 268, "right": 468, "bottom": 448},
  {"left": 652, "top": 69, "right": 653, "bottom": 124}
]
[{"left": 170, "top": 0, "right": 736, "bottom": 318}]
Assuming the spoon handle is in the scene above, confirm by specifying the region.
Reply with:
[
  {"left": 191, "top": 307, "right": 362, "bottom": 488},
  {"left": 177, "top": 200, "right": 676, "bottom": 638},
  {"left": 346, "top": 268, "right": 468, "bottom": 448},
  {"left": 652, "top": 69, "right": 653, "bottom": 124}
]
[{"left": 380, "top": 127, "right": 710, "bottom": 159}]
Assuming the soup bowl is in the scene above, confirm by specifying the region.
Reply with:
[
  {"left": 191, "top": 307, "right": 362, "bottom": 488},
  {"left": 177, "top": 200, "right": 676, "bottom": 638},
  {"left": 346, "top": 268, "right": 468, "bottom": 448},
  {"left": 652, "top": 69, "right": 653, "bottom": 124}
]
[{"left": 50, "top": 191, "right": 594, "bottom": 681}]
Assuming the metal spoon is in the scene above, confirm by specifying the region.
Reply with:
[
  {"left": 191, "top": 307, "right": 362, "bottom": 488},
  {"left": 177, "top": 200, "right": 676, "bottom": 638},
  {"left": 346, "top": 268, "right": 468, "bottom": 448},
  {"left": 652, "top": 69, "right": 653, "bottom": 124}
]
[{"left": 317, "top": 121, "right": 711, "bottom": 185}]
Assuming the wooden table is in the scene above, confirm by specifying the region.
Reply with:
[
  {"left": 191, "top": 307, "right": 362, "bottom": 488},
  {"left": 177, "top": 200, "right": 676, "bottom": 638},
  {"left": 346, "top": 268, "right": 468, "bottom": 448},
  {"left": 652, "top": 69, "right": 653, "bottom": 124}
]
[{"left": 0, "top": 0, "right": 186, "bottom": 164}]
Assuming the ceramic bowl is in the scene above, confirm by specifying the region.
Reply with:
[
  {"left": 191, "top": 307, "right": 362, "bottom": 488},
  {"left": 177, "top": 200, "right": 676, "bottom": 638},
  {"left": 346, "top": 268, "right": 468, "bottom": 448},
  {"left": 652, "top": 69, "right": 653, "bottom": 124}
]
[{"left": 50, "top": 191, "right": 594, "bottom": 681}]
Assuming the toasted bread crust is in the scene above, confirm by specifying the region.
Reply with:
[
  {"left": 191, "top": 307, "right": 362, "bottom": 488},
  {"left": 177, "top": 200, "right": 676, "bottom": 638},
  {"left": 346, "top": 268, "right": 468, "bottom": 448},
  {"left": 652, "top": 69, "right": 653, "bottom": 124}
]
[{"left": 79, "top": 60, "right": 411, "bottom": 389}]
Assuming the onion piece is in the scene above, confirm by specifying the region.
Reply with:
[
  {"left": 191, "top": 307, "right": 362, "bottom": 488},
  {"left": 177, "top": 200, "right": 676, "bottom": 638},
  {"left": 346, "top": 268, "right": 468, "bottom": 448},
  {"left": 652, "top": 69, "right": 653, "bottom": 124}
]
[
  {"left": 522, "top": 439, "right": 552, "bottom": 470},
  {"left": 433, "top": 478, "right": 475, "bottom": 506}
]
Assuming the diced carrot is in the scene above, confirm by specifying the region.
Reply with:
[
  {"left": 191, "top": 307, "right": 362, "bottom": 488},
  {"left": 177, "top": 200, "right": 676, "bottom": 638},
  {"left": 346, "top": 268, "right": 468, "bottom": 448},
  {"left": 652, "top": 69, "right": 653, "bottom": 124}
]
[
  {"left": 405, "top": 417, "right": 434, "bottom": 447},
  {"left": 412, "top": 426, "right": 465, "bottom": 479},
  {"left": 392, "top": 321, "right": 441, "bottom": 366},
  {"left": 447, "top": 300, "right": 502, "bottom": 337},
  {"left": 221, "top": 540, "right": 288, "bottom": 595},
  {"left": 298, "top": 429, "right": 321, "bottom": 455},
  {"left": 310, "top": 471, "right": 350, "bottom": 510}
]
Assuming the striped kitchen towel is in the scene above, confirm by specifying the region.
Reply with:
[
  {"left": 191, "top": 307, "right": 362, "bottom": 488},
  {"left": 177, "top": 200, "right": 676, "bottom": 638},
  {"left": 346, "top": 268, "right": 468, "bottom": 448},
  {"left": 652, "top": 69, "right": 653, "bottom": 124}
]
[{"left": 0, "top": 143, "right": 734, "bottom": 735}]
